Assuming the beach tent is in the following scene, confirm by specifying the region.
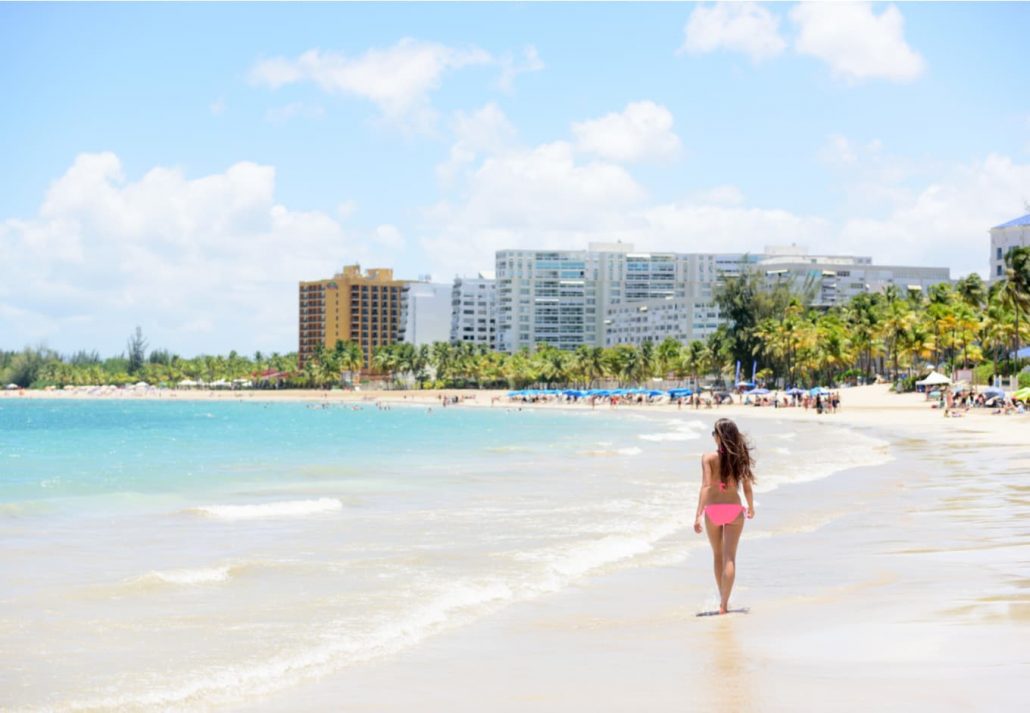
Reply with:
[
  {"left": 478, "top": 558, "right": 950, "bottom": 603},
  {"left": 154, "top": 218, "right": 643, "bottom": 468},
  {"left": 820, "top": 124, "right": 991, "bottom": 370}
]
[
  {"left": 178, "top": 379, "right": 198, "bottom": 388},
  {"left": 809, "top": 386, "right": 830, "bottom": 395},
  {"left": 785, "top": 387, "right": 806, "bottom": 395},
  {"left": 4, "top": 383, "right": 19, "bottom": 390},
  {"left": 915, "top": 371, "right": 951, "bottom": 386},
  {"left": 746, "top": 388, "right": 770, "bottom": 395}
]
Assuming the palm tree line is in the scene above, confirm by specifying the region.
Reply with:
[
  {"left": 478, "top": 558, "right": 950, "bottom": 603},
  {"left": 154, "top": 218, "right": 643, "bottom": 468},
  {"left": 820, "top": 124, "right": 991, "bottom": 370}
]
[{"left": 4, "top": 247, "right": 1029, "bottom": 390}]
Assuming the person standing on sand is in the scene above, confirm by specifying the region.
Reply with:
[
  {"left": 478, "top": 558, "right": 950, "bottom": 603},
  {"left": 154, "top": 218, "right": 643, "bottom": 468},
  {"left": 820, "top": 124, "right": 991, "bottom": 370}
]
[{"left": 694, "top": 418, "right": 756, "bottom": 615}]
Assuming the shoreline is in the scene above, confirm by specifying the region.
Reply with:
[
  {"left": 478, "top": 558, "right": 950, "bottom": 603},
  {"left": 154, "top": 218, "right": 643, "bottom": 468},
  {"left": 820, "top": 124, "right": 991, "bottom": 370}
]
[{"left": 5, "top": 383, "right": 1026, "bottom": 441}]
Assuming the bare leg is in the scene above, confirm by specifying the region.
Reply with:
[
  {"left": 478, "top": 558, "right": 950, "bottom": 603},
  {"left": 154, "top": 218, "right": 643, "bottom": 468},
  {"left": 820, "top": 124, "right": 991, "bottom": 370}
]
[
  {"left": 719, "top": 514, "right": 746, "bottom": 613},
  {"left": 704, "top": 514, "right": 724, "bottom": 604}
]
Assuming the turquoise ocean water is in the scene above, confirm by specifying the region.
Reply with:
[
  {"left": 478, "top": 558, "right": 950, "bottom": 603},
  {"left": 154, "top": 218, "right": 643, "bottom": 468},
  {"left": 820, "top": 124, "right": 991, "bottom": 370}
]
[{"left": 0, "top": 399, "right": 889, "bottom": 710}]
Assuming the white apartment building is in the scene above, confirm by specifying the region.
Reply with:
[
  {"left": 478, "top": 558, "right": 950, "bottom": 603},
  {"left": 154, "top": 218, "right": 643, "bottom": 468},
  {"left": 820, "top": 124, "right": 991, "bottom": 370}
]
[
  {"left": 398, "top": 281, "right": 452, "bottom": 346},
  {"left": 497, "top": 243, "right": 951, "bottom": 352},
  {"left": 990, "top": 213, "right": 1030, "bottom": 281},
  {"left": 757, "top": 249, "right": 950, "bottom": 307},
  {"left": 497, "top": 244, "right": 752, "bottom": 351},
  {"left": 450, "top": 273, "right": 497, "bottom": 347}
]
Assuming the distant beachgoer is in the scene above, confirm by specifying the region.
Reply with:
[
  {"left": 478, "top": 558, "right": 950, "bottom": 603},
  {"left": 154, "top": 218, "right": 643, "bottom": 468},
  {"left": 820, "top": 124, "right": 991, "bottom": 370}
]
[{"left": 693, "top": 418, "right": 756, "bottom": 615}]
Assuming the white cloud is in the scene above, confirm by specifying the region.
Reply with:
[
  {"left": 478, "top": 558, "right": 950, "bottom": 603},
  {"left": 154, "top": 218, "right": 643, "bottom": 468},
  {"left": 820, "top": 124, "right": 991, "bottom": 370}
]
[
  {"left": 791, "top": 2, "right": 925, "bottom": 83},
  {"left": 373, "top": 224, "right": 406, "bottom": 250},
  {"left": 497, "top": 45, "right": 545, "bottom": 92},
  {"left": 572, "top": 101, "right": 682, "bottom": 163},
  {"left": 265, "top": 102, "right": 326, "bottom": 124},
  {"left": 680, "top": 2, "right": 786, "bottom": 62},
  {"left": 437, "top": 103, "right": 518, "bottom": 183},
  {"left": 421, "top": 126, "right": 837, "bottom": 276},
  {"left": 337, "top": 200, "right": 358, "bottom": 220},
  {"left": 835, "top": 153, "right": 1030, "bottom": 276},
  {"left": 249, "top": 39, "right": 492, "bottom": 130},
  {"left": 689, "top": 185, "right": 746, "bottom": 207},
  {"left": 422, "top": 141, "right": 647, "bottom": 274},
  {"left": 0, "top": 153, "right": 389, "bottom": 355}
]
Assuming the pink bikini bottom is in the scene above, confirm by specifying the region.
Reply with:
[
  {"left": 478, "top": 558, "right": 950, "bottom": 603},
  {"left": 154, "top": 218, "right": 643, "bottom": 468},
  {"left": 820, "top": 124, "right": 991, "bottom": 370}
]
[{"left": 705, "top": 504, "right": 745, "bottom": 526}]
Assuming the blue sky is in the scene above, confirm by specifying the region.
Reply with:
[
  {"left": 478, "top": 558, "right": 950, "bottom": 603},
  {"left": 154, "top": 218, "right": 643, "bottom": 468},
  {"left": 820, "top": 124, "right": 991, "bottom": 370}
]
[{"left": 1, "top": 2, "right": 1029, "bottom": 356}]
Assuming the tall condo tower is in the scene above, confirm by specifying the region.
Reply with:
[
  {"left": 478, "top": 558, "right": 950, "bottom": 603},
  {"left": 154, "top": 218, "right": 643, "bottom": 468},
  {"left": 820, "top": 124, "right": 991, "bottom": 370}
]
[{"left": 298, "top": 265, "right": 408, "bottom": 368}]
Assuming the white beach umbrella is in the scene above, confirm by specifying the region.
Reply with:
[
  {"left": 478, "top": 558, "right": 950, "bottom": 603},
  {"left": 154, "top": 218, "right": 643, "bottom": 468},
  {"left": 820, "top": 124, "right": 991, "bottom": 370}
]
[{"left": 915, "top": 371, "right": 951, "bottom": 386}]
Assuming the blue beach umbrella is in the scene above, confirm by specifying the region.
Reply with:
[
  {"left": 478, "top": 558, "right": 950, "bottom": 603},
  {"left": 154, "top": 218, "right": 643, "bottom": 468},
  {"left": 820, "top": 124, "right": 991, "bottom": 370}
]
[{"left": 746, "top": 388, "right": 770, "bottom": 396}]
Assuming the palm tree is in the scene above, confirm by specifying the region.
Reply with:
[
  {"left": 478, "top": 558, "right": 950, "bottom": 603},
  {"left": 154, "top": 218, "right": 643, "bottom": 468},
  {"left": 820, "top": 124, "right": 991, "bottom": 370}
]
[
  {"left": 683, "top": 339, "right": 711, "bottom": 389},
  {"left": 655, "top": 337, "right": 682, "bottom": 379},
  {"left": 998, "top": 246, "right": 1030, "bottom": 368}
]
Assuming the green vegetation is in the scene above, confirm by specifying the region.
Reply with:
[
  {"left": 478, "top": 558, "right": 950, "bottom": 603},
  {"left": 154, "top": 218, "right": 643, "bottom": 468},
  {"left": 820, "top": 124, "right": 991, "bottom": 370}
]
[{"left": 3, "top": 247, "right": 1028, "bottom": 390}]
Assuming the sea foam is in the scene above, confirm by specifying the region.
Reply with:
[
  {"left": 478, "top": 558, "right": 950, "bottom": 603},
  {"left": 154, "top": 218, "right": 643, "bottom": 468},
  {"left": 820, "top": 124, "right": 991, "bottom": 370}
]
[
  {"left": 187, "top": 498, "right": 342, "bottom": 521},
  {"left": 134, "top": 566, "right": 233, "bottom": 587}
]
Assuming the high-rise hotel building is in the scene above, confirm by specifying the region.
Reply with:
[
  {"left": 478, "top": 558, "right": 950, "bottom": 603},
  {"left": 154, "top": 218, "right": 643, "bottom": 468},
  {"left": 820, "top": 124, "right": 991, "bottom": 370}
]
[
  {"left": 495, "top": 243, "right": 740, "bottom": 352},
  {"left": 298, "top": 265, "right": 408, "bottom": 367},
  {"left": 990, "top": 213, "right": 1030, "bottom": 282},
  {"left": 496, "top": 244, "right": 950, "bottom": 352}
]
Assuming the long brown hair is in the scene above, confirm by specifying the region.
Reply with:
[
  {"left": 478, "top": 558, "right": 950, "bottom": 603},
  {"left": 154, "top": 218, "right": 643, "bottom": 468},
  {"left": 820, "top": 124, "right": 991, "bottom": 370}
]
[{"left": 713, "top": 418, "right": 755, "bottom": 486}]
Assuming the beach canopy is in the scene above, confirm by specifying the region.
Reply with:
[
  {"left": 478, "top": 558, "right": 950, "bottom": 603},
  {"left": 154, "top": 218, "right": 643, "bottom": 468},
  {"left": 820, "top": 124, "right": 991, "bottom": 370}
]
[
  {"left": 915, "top": 371, "right": 951, "bottom": 386},
  {"left": 4, "top": 383, "right": 18, "bottom": 390},
  {"left": 785, "top": 387, "right": 806, "bottom": 395},
  {"left": 746, "top": 388, "right": 770, "bottom": 395},
  {"left": 981, "top": 387, "right": 1005, "bottom": 398},
  {"left": 736, "top": 381, "right": 756, "bottom": 388},
  {"left": 810, "top": 386, "right": 830, "bottom": 395}
]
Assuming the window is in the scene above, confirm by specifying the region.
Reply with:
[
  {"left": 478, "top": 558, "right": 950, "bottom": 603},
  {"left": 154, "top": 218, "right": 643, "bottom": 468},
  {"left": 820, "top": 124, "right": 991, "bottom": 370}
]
[
  {"left": 997, "top": 247, "right": 1003, "bottom": 260},
  {"left": 997, "top": 265, "right": 1003, "bottom": 277}
]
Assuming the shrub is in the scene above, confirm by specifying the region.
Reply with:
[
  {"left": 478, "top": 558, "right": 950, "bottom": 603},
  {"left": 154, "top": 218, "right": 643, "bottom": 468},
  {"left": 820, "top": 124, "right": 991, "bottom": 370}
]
[
  {"left": 893, "top": 375, "right": 917, "bottom": 393},
  {"left": 1019, "top": 371, "right": 1030, "bottom": 389},
  {"left": 973, "top": 362, "right": 995, "bottom": 385}
]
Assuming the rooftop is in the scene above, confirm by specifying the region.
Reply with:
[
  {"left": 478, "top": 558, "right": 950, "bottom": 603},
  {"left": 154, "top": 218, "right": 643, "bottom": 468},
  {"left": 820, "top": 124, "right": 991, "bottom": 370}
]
[{"left": 994, "top": 213, "right": 1030, "bottom": 229}]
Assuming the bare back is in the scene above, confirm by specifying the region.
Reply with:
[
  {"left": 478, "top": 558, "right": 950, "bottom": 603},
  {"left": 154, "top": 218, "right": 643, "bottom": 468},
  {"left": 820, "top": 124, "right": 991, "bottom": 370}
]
[{"left": 704, "top": 452, "right": 742, "bottom": 506}]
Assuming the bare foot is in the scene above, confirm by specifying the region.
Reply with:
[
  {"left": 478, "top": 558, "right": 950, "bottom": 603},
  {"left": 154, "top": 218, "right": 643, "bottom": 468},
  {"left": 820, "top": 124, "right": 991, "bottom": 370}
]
[{"left": 719, "top": 604, "right": 728, "bottom": 615}]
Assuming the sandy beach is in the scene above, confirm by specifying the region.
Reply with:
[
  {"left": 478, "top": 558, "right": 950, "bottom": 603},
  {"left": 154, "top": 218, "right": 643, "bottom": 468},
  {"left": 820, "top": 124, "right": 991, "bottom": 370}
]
[{"left": 2, "top": 385, "right": 1027, "bottom": 711}]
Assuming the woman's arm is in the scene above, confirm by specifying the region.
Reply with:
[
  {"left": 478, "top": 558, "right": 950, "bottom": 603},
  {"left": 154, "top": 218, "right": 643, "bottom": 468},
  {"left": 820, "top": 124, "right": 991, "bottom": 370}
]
[
  {"left": 693, "top": 454, "right": 711, "bottom": 533},
  {"left": 743, "top": 478, "right": 755, "bottom": 519}
]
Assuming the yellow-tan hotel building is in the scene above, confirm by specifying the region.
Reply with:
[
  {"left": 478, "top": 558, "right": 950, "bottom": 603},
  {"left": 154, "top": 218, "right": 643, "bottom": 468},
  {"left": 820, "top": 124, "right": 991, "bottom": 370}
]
[{"left": 298, "top": 265, "right": 408, "bottom": 368}]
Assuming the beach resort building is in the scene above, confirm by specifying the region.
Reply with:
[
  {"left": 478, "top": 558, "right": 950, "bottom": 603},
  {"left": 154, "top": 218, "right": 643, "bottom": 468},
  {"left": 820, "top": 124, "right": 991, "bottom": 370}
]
[
  {"left": 756, "top": 246, "right": 951, "bottom": 307},
  {"left": 496, "top": 244, "right": 746, "bottom": 352},
  {"left": 450, "top": 273, "right": 497, "bottom": 347},
  {"left": 298, "top": 265, "right": 408, "bottom": 367},
  {"left": 398, "top": 280, "right": 452, "bottom": 346},
  {"left": 496, "top": 244, "right": 951, "bottom": 351},
  {"left": 989, "top": 213, "right": 1030, "bottom": 281}
]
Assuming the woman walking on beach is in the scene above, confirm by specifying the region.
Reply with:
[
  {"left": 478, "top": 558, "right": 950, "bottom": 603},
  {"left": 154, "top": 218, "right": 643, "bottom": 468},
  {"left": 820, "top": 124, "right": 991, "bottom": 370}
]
[{"left": 694, "top": 418, "right": 755, "bottom": 614}]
